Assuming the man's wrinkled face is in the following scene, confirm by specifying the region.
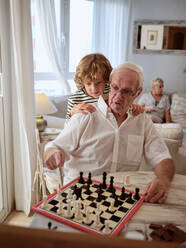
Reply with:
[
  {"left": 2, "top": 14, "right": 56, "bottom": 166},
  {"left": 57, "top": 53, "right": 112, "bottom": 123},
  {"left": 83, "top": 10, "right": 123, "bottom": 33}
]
[{"left": 109, "top": 70, "right": 140, "bottom": 116}]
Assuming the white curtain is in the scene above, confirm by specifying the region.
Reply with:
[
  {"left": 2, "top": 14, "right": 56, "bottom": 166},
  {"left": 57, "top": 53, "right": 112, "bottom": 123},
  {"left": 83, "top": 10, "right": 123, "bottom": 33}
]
[
  {"left": 35, "top": 0, "right": 71, "bottom": 95},
  {"left": 92, "top": 0, "right": 131, "bottom": 67},
  {"left": 10, "top": 0, "right": 37, "bottom": 215}
]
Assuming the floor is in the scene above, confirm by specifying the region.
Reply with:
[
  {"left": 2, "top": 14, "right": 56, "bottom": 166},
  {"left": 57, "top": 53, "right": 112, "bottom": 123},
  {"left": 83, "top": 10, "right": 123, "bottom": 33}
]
[{"left": 3, "top": 210, "right": 33, "bottom": 227}]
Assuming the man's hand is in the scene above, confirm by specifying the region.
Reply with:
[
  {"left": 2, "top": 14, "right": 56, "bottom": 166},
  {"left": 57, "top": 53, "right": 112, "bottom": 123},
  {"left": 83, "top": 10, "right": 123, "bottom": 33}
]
[
  {"left": 44, "top": 148, "right": 64, "bottom": 170},
  {"left": 70, "top": 103, "right": 96, "bottom": 117},
  {"left": 144, "top": 177, "right": 171, "bottom": 204}
]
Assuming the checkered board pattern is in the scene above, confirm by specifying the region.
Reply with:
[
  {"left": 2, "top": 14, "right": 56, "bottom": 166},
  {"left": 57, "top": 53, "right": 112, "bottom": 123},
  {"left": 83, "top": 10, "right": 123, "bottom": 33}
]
[{"left": 32, "top": 177, "right": 144, "bottom": 236}]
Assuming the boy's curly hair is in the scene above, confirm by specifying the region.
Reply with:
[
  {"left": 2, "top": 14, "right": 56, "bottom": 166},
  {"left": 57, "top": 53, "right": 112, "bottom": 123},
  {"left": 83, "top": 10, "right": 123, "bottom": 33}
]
[{"left": 74, "top": 53, "right": 112, "bottom": 90}]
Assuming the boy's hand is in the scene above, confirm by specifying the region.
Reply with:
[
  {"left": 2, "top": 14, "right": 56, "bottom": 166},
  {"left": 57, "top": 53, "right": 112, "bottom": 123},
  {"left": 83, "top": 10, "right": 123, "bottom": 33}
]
[
  {"left": 70, "top": 103, "right": 96, "bottom": 116},
  {"left": 131, "top": 104, "right": 145, "bottom": 116},
  {"left": 44, "top": 148, "right": 64, "bottom": 170}
]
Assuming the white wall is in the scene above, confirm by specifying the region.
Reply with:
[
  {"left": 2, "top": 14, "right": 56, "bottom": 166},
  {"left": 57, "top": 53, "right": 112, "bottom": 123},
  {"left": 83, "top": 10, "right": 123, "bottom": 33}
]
[{"left": 127, "top": 0, "right": 186, "bottom": 92}]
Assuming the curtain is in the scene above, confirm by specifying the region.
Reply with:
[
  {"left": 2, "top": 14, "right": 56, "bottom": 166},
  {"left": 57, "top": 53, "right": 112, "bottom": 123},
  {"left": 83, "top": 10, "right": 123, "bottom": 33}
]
[
  {"left": 92, "top": 0, "right": 131, "bottom": 67},
  {"left": 35, "top": 0, "right": 71, "bottom": 95},
  {"left": 10, "top": 0, "right": 37, "bottom": 215}
]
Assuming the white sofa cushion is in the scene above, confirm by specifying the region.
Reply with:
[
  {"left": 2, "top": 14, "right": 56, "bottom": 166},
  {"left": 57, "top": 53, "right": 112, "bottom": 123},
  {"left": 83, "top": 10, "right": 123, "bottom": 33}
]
[{"left": 170, "top": 93, "right": 186, "bottom": 128}]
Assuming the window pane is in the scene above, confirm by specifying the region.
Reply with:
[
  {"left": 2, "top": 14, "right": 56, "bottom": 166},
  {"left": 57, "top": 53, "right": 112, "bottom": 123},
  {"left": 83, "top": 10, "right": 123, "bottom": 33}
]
[
  {"left": 35, "top": 80, "right": 63, "bottom": 97},
  {"left": 31, "top": 0, "right": 53, "bottom": 73},
  {"left": 69, "top": 0, "right": 93, "bottom": 72}
]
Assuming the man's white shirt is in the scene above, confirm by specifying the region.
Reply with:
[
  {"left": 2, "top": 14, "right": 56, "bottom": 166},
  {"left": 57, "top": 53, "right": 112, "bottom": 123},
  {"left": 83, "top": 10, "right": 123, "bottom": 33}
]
[{"left": 45, "top": 96, "right": 171, "bottom": 185}]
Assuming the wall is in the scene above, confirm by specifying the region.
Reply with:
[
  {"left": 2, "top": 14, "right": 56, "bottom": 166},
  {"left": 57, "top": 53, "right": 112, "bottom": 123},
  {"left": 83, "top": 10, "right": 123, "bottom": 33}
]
[{"left": 127, "top": 0, "right": 186, "bottom": 92}]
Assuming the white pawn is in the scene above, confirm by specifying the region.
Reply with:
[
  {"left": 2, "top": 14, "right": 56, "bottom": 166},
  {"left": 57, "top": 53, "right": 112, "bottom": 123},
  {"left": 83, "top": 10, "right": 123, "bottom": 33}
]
[
  {"left": 109, "top": 199, "right": 115, "bottom": 212},
  {"left": 84, "top": 208, "right": 92, "bottom": 225},
  {"left": 67, "top": 188, "right": 73, "bottom": 200},
  {"left": 103, "top": 220, "right": 111, "bottom": 234},
  {"left": 57, "top": 199, "right": 63, "bottom": 215},
  {"left": 66, "top": 199, "right": 73, "bottom": 218},
  {"left": 75, "top": 200, "right": 82, "bottom": 220},
  {"left": 94, "top": 211, "right": 101, "bottom": 229},
  {"left": 43, "top": 195, "right": 48, "bottom": 208}
]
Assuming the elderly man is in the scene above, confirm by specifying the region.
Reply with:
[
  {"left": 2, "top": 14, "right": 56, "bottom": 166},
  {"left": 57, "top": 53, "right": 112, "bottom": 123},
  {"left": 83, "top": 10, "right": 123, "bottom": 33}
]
[{"left": 44, "top": 62, "right": 175, "bottom": 204}]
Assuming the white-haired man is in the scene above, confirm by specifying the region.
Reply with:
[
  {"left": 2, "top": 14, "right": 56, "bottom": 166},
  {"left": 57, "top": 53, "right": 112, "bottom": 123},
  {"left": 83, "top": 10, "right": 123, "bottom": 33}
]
[{"left": 44, "top": 62, "right": 175, "bottom": 204}]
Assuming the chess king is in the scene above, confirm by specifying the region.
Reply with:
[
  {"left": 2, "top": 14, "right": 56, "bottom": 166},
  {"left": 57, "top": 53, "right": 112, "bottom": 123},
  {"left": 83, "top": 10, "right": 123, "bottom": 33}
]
[{"left": 44, "top": 62, "right": 175, "bottom": 204}]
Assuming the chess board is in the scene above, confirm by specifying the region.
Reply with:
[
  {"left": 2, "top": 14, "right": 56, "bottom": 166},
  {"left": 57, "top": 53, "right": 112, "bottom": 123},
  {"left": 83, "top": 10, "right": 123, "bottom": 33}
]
[{"left": 32, "top": 176, "right": 144, "bottom": 236}]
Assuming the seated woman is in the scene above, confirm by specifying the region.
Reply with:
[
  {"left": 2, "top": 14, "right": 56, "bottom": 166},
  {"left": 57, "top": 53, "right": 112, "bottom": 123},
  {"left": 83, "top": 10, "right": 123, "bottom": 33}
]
[{"left": 138, "top": 77, "right": 171, "bottom": 123}]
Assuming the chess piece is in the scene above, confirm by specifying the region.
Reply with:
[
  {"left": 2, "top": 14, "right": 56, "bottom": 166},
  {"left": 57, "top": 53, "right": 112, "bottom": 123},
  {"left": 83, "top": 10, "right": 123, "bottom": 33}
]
[
  {"left": 103, "top": 220, "right": 111, "bottom": 234},
  {"left": 96, "top": 191, "right": 102, "bottom": 202},
  {"left": 107, "top": 176, "right": 114, "bottom": 192},
  {"left": 114, "top": 195, "right": 119, "bottom": 207},
  {"left": 75, "top": 200, "right": 83, "bottom": 220},
  {"left": 109, "top": 199, "right": 115, "bottom": 212},
  {"left": 66, "top": 199, "right": 73, "bottom": 218},
  {"left": 94, "top": 211, "right": 101, "bottom": 229},
  {"left": 87, "top": 172, "right": 92, "bottom": 184},
  {"left": 134, "top": 188, "right": 140, "bottom": 200},
  {"left": 78, "top": 171, "right": 85, "bottom": 184},
  {"left": 111, "top": 188, "right": 116, "bottom": 198},
  {"left": 127, "top": 192, "right": 133, "bottom": 204},
  {"left": 102, "top": 172, "right": 107, "bottom": 189},
  {"left": 57, "top": 199, "right": 63, "bottom": 215},
  {"left": 120, "top": 186, "right": 126, "bottom": 200},
  {"left": 67, "top": 188, "right": 73, "bottom": 200},
  {"left": 43, "top": 195, "right": 48, "bottom": 207},
  {"left": 84, "top": 208, "right": 92, "bottom": 225},
  {"left": 84, "top": 183, "right": 91, "bottom": 195}
]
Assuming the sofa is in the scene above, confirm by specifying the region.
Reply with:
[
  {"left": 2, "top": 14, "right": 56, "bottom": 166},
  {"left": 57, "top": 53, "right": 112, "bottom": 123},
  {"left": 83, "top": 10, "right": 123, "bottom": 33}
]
[{"left": 44, "top": 92, "right": 186, "bottom": 177}]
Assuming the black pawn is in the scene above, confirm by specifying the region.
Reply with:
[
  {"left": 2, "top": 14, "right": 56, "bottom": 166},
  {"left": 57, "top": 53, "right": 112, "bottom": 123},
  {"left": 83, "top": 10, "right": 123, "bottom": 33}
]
[
  {"left": 87, "top": 172, "right": 92, "bottom": 184},
  {"left": 134, "top": 188, "right": 140, "bottom": 200},
  {"left": 102, "top": 172, "right": 107, "bottom": 189},
  {"left": 114, "top": 195, "right": 119, "bottom": 207},
  {"left": 78, "top": 171, "right": 85, "bottom": 184},
  {"left": 84, "top": 183, "right": 91, "bottom": 195},
  {"left": 107, "top": 176, "right": 114, "bottom": 192},
  {"left": 127, "top": 192, "right": 133, "bottom": 204},
  {"left": 96, "top": 191, "right": 102, "bottom": 202},
  {"left": 120, "top": 187, "right": 126, "bottom": 200}
]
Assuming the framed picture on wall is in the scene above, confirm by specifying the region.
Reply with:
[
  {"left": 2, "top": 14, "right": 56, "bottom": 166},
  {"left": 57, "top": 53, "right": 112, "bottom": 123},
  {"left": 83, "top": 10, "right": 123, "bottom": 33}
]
[{"left": 147, "top": 30, "right": 158, "bottom": 45}]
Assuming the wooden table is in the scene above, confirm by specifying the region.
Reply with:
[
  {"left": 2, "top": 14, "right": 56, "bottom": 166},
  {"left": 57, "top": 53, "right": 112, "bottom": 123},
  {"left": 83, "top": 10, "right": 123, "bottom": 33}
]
[{"left": 30, "top": 171, "right": 186, "bottom": 240}]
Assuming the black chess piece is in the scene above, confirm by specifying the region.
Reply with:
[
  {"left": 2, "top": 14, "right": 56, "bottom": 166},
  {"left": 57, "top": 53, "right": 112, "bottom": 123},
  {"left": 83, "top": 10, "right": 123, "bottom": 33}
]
[
  {"left": 134, "top": 188, "right": 140, "bottom": 200},
  {"left": 102, "top": 171, "right": 107, "bottom": 189},
  {"left": 127, "top": 192, "right": 133, "bottom": 204},
  {"left": 96, "top": 191, "right": 102, "bottom": 202},
  {"left": 87, "top": 172, "right": 92, "bottom": 184},
  {"left": 78, "top": 171, "right": 85, "bottom": 184},
  {"left": 114, "top": 195, "right": 119, "bottom": 207},
  {"left": 120, "top": 187, "right": 126, "bottom": 200},
  {"left": 107, "top": 176, "right": 114, "bottom": 192},
  {"left": 84, "top": 183, "right": 91, "bottom": 195},
  {"left": 76, "top": 187, "right": 83, "bottom": 200},
  {"left": 98, "top": 183, "right": 104, "bottom": 194},
  {"left": 111, "top": 187, "right": 116, "bottom": 198}
]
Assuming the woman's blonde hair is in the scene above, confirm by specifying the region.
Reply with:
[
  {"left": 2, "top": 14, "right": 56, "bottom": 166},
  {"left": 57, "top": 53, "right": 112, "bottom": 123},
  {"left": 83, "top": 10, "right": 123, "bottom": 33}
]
[
  {"left": 152, "top": 77, "right": 164, "bottom": 87},
  {"left": 74, "top": 53, "right": 112, "bottom": 90}
]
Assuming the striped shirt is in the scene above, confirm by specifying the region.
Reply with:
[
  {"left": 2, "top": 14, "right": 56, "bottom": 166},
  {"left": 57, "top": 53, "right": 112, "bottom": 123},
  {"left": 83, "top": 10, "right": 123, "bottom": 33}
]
[{"left": 66, "top": 83, "right": 110, "bottom": 119}]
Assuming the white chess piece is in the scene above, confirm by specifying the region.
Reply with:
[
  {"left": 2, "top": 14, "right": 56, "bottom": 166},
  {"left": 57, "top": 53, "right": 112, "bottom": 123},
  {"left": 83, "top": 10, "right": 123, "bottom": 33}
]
[
  {"left": 43, "top": 195, "right": 48, "bottom": 207},
  {"left": 84, "top": 208, "right": 91, "bottom": 225},
  {"left": 66, "top": 199, "right": 73, "bottom": 218},
  {"left": 67, "top": 188, "right": 73, "bottom": 200},
  {"left": 103, "top": 220, "right": 111, "bottom": 234},
  {"left": 75, "top": 200, "right": 82, "bottom": 220},
  {"left": 109, "top": 199, "right": 115, "bottom": 212},
  {"left": 94, "top": 211, "right": 101, "bottom": 229},
  {"left": 57, "top": 199, "right": 63, "bottom": 215}
]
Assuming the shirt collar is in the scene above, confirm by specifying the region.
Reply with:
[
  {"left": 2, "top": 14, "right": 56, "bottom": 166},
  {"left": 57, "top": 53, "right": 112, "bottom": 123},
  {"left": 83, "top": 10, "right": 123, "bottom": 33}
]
[{"left": 97, "top": 96, "right": 109, "bottom": 117}]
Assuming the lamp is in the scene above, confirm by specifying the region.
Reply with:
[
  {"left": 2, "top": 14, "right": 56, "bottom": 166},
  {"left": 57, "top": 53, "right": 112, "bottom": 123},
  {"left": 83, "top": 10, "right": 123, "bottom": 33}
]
[{"left": 35, "top": 92, "right": 57, "bottom": 132}]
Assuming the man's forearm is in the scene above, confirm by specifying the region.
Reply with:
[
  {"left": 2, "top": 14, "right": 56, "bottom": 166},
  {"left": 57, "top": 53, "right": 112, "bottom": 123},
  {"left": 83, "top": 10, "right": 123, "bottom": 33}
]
[{"left": 155, "top": 159, "right": 175, "bottom": 182}]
